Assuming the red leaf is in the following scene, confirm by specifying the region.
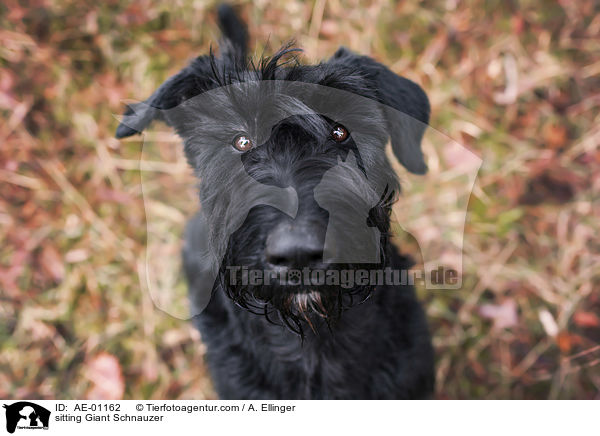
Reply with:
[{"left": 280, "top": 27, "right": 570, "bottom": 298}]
[
  {"left": 556, "top": 332, "right": 583, "bottom": 354},
  {"left": 573, "top": 311, "right": 600, "bottom": 328}
]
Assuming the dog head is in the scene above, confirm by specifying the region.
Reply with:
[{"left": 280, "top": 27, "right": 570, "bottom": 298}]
[{"left": 115, "top": 5, "right": 430, "bottom": 333}]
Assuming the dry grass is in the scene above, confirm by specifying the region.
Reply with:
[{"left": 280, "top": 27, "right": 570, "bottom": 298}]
[{"left": 1, "top": 0, "right": 599, "bottom": 399}]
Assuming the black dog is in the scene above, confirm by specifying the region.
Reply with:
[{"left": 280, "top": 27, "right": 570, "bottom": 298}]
[{"left": 116, "top": 4, "right": 434, "bottom": 399}]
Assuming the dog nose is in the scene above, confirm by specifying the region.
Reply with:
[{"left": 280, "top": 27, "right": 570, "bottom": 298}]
[{"left": 265, "top": 224, "right": 323, "bottom": 267}]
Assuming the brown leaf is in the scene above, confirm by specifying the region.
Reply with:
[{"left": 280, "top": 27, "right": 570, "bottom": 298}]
[
  {"left": 85, "top": 353, "right": 125, "bottom": 400},
  {"left": 543, "top": 122, "right": 568, "bottom": 150},
  {"left": 40, "top": 244, "right": 65, "bottom": 282},
  {"left": 518, "top": 171, "right": 575, "bottom": 205}
]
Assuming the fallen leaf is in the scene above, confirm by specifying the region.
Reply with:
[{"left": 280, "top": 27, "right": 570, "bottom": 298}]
[
  {"left": 539, "top": 309, "right": 559, "bottom": 337},
  {"left": 573, "top": 311, "right": 600, "bottom": 328},
  {"left": 543, "top": 122, "right": 568, "bottom": 150},
  {"left": 479, "top": 299, "right": 518, "bottom": 329},
  {"left": 40, "top": 244, "right": 65, "bottom": 282},
  {"left": 64, "top": 248, "right": 88, "bottom": 263},
  {"left": 320, "top": 20, "right": 338, "bottom": 39},
  {"left": 85, "top": 353, "right": 125, "bottom": 400},
  {"left": 518, "top": 171, "right": 575, "bottom": 205},
  {"left": 556, "top": 332, "right": 583, "bottom": 354}
]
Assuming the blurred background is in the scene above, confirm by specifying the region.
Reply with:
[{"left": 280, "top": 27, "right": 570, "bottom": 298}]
[{"left": 1, "top": 0, "right": 599, "bottom": 399}]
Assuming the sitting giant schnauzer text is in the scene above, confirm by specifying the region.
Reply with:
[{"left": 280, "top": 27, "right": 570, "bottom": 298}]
[{"left": 116, "top": 4, "right": 435, "bottom": 399}]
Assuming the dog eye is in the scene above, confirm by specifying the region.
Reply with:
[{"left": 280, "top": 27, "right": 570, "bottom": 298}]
[
  {"left": 233, "top": 134, "right": 253, "bottom": 152},
  {"left": 331, "top": 124, "right": 349, "bottom": 142}
]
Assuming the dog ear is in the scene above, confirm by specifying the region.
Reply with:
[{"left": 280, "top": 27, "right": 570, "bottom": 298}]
[
  {"left": 217, "top": 4, "right": 249, "bottom": 65},
  {"left": 115, "top": 57, "right": 214, "bottom": 138},
  {"left": 114, "top": 69, "right": 191, "bottom": 139},
  {"left": 329, "top": 47, "right": 430, "bottom": 174},
  {"left": 116, "top": 6, "right": 248, "bottom": 139}
]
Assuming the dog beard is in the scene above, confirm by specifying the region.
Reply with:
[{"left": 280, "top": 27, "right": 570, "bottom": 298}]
[
  {"left": 220, "top": 264, "right": 377, "bottom": 336},
  {"left": 219, "top": 199, "right": 394, "bottom": 336}
]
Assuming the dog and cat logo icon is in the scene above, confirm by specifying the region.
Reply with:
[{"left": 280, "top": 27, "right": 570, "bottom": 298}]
[{"left": 2, "top": 402, "right": 50, "bottom": 434}]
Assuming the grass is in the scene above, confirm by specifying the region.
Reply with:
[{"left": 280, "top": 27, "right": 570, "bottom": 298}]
[{"left": 0, "top": 0, "right": 599, "bottom": 399}]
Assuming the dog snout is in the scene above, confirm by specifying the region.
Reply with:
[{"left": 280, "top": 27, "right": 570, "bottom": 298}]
[{"left": 265, "top": 223, "right": 324, "bottom": 268}]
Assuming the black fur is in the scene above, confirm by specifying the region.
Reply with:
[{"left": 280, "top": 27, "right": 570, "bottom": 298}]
[{"left": 116, "top": 4, "right": 434, "bottom": 399}]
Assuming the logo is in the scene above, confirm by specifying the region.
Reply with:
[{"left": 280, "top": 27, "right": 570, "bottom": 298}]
[{"left": 2, "top": 402, "right": 50, "bottom": 434}]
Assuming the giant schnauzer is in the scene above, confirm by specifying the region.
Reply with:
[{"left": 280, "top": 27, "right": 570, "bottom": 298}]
[{"left": 116, "top": 4, "right": 435, "bottom": 399}]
